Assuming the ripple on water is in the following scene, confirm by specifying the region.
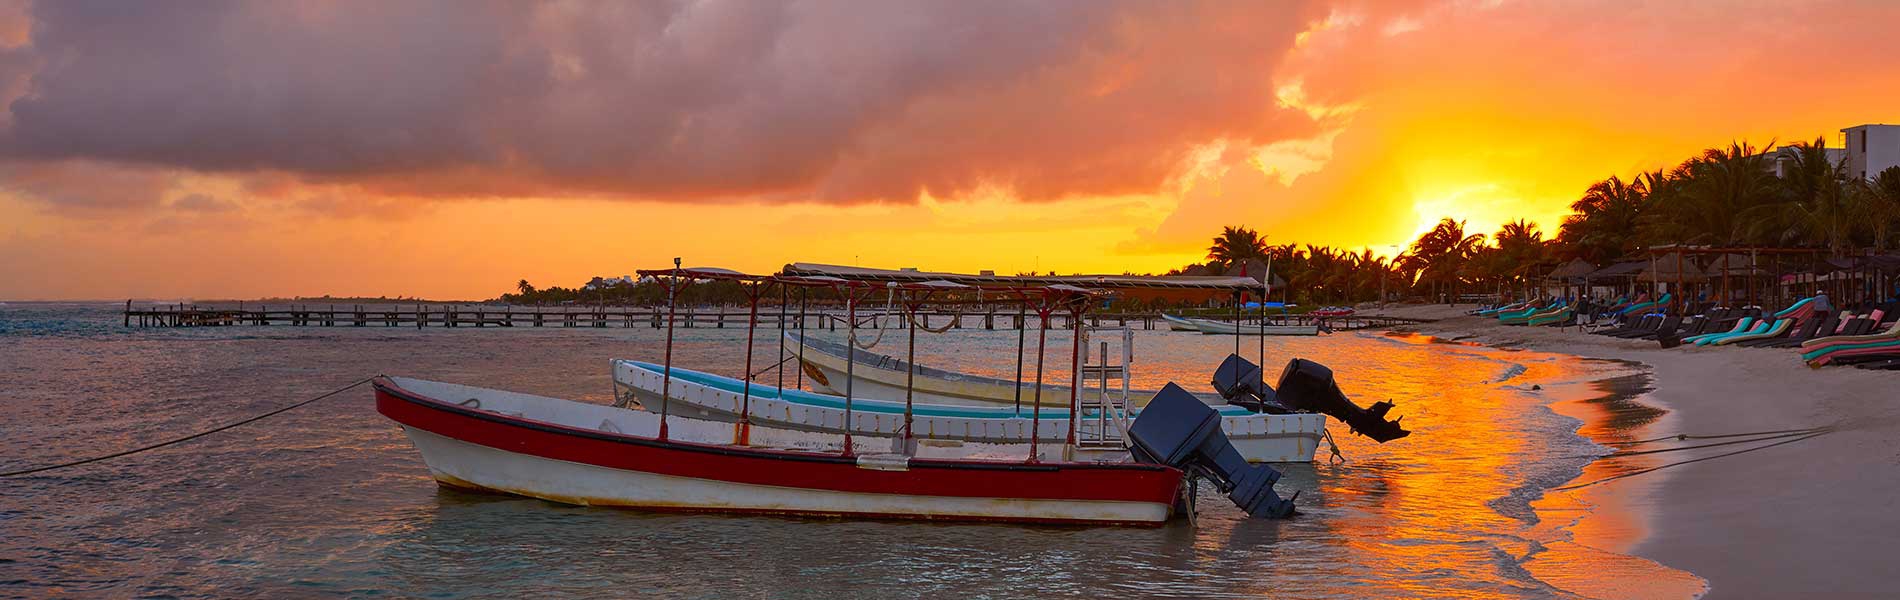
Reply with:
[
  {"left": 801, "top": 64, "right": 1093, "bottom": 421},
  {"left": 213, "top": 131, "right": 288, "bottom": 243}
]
[{"left": 0, "top": 305, "right": 1702, "bottom": 598}]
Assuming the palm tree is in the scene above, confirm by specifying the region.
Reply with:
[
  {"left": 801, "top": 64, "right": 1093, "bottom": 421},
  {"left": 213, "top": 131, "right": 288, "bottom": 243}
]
[
  {"left": 1206, "top": 226, "right": 1269, "bottom": 272},
  {"left": 1853, "top": 166, "right": 1900, "bottom": 251},
  {"left": 1670, "top": 141, "right": 1779, "bottom": 246},
  {"left": 1751, "top": 138, "right": 1854, "bottom": 254},
  {"left": 1407, "top": 218, "right": 1486, "bottom": 301},
  {"left": 517, "top": 279, "right": 536, "bottom": 296},
  {"left": 1559, "top": 175, "right": 1648, "bottom": 264},
  {"left": 1491, "top": 219, "right": 1548, "bottom": 297}
]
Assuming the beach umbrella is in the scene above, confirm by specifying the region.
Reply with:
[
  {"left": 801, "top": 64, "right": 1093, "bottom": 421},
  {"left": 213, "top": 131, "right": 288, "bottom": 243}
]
[
  {"left": 1640, "top": 253, "right": 1707, "bottom": 283},
  {"left": 1545, "top": 258, "right": 1596, "bottom": 281}
]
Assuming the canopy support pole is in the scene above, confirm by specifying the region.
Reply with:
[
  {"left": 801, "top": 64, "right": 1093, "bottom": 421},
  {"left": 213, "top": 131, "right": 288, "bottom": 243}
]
[
  {"left": 1028, "top": 298, "right": 1052, "bottom": 463},
  {"left": 658, "top": 258, "right": 684, "bottom": 441},
  {"left": 736, "top": 280, "right": 767, "bottom": 446}
]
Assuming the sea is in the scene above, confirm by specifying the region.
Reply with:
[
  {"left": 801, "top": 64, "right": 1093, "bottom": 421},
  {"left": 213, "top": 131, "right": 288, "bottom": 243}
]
[{"left": 0, "top": 302, "right": 1706, "bottom": 599}]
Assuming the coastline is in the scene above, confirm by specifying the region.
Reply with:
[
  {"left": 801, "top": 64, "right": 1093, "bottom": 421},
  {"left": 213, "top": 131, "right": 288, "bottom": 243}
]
[{"left": 1374, "top": 304, "right": 1900, "bottom": 599}]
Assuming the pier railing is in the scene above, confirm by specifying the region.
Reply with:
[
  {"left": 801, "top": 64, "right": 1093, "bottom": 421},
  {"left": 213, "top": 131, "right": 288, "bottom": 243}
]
[{"left": 120, "top": 301, "right": 1433, "bottom": 331}]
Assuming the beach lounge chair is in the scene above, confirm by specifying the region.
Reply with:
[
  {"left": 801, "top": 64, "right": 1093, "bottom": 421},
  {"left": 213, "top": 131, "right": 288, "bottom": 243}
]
[
  {"left": 1594, "top": 314, "right": 1660, "bottom": 337},
  {"left": 1705, "top": 297, "right": 1819, "bottom": 346},
  {"left": 1799, "top": 318, "right": 1900, "bottom": 366},
  {"left": 1681, "top": 316, "right": 1758, "bottom": 346},
  {"left": 1738, "top": 312, "right": 1828, "bottom": 347},
  {"left": 1616, "top": 315, "right": 1680, "bottom": 339}
]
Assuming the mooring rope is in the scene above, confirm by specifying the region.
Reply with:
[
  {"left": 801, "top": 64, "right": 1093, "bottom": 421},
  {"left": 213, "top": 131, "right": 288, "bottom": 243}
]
[
  {"left": 1552, "top": 429, "right": 1834, "bottom": 492},
  {"left": 1605, "top": 426, "right": 1833, "bottom": 447},
  {"left": 748, "top": 353, "right": 799, "bottom": 379},
  {"left": 1594, "top": 428, "right": 1834, "bottom": 460},
  {"left": 0, "top": 377, "right": 376, "bottom": 478},
  {"left": 1322, "top": 427, "right": 1347, "bottom": 464}
]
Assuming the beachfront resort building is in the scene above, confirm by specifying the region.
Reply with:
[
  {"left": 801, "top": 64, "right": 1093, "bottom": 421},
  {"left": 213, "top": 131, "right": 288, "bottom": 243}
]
[
  {"left": 1764, "top": 145, "right": 1847, "bottom": 179},
  {"left": 1842, "top": 123, "right": 1900, "bottom": 181}
]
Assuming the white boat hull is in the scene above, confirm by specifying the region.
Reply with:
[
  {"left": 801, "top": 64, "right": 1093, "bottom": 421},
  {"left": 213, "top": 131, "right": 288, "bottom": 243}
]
[
  {"left": 1178, "top": 317, "right": 1320, "bottom": 336},
  {"left": 403, "top": 427, "right": 1169, "bottom": 523}
]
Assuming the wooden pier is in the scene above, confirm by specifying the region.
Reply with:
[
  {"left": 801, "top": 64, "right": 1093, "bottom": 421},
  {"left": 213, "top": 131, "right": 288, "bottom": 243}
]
[{"left": 120, "top": 301, "right": 1431, "bottom": 332}]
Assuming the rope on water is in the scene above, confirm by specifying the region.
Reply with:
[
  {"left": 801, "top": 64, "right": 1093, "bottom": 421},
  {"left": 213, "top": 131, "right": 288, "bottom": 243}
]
[
  {"left": 1605, "top": 426, "right": 1833, "bottom": 447},
  {"left": 0, "top": 377, "right": 376, "bottom": 478},
  {"left": 1595, "top": 428, "right": 1834, "bottom": 460},
  {"left": 1552, "top": 429, "right": 1833, "bottom": 492}
]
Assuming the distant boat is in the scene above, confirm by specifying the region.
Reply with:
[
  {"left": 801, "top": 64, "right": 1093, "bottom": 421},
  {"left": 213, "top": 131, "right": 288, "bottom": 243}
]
[
  {"left": 1170, "top": 315, "right": 1320, "bottom": 336},
  {"left": 1160, "top": 313, "right": 1200, "bottom": 331}
]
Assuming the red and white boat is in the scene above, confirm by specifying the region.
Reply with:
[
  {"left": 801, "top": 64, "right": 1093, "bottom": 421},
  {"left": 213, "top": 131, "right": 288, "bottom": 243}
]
[{"left": 373, "top": 376, "right": 1188, "bottom": 525}]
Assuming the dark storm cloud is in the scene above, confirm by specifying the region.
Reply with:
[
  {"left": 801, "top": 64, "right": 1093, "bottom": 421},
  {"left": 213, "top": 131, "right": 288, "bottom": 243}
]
[{"left": 0, "top": 0, "right": 1326, "bottom": 204}]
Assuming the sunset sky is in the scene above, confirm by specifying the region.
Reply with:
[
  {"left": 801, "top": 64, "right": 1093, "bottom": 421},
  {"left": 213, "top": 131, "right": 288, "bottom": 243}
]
[{"left": 4, "top": 0, "right": 1899, "bottom": 300}]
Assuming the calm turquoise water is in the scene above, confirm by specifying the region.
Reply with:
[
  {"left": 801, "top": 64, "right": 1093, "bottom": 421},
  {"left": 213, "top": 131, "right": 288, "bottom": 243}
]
[{"left": 0, "top": 302, "right": 1698, "bottom": 598}]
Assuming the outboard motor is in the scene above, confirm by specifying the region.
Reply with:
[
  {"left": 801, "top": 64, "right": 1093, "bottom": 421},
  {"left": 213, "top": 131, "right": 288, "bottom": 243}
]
[
  {"left": 1209, "top": 354, "right": 1292, "bottom": 414},
  {"left": 1277, "top": 358, "right": 1410, "bottom": 442},
  {"left": 1128, "top": 383, "right": 1296, "bottom": 519}
]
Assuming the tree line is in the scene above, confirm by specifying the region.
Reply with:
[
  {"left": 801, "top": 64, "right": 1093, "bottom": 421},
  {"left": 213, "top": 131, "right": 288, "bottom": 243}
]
[
  {"left": 499, "top": 137, "right": 1900, "bottom": 307},
  {"left": 1174, "top": 138, "right": 1900, "bottom": 305}
]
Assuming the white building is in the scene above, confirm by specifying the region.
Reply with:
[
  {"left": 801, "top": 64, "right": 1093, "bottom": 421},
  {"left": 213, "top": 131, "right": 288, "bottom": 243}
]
[
  {"left": 1763, "top": 145, "right": 1847, "bottom": 178},
  {"left": 1842, "top": 124, "right": 1900, "bottom": 181}
]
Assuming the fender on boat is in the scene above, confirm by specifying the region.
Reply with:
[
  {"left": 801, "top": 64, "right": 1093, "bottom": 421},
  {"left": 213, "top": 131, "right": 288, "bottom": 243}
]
[{"left": 1128, "top": 383, "right": 1297, "bottom": 518}]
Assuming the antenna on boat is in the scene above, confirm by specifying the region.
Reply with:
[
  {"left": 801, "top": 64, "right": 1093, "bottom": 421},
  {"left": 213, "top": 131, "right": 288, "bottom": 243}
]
[{"left": 1261, "top": 256, "right": 1271, "bottom": 370}]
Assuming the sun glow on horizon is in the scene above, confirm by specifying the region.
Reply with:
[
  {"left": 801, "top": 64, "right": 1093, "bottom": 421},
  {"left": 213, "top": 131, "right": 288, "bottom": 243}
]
[{"left": 4, "top": 1, "right": 1900, "bottom": 300}]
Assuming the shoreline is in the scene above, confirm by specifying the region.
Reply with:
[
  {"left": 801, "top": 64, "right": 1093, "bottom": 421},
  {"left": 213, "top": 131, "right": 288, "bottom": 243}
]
[{"left": 1374, "top": 304, "right": 1900, "bottom": 599}]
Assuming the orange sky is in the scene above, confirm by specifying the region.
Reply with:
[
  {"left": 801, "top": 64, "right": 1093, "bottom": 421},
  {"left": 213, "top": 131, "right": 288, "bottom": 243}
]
[{"left": 3, "top": 1, "right": 1899, "bottom": 300}]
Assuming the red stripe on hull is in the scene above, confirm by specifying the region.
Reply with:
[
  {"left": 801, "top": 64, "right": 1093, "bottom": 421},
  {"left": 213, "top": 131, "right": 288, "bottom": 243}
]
[
  {"left": 373, "top": 378, "right": 1182, "bottom": 505},
  {"left": 431, "top": 476, "right": 1170, "bottom": 527}
]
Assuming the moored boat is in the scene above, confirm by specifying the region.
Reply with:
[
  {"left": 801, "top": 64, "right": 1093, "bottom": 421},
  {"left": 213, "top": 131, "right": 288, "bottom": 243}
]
[
  {"left": 374, "top": 376, "right": 1190, "bottom": 525},
  {"left": 612, "top": 359, "right": 1329, "bottom": 463},
  {"left": 375, "top": 262, "right": 1304, "bottom": 525},
  {"left": 1175, "top": 316, "right": 1321, "bottom": 336},
  {"left": 788, "top": 331, "right": 1226, "bottom": 407},
  {"left": 1160, "top": 313, "right": 1201, "bottom": 331}
]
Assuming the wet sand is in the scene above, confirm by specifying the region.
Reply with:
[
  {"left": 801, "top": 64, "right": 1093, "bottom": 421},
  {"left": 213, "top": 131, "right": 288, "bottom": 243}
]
[{"left": 1372, "top": 304, "right": 1900, "bottom": 599}]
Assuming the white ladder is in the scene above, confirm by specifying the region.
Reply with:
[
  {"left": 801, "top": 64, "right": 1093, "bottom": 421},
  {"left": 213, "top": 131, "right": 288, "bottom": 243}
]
[{"left": 1075, "top": 327, "right": 1134, "bottom": 449}]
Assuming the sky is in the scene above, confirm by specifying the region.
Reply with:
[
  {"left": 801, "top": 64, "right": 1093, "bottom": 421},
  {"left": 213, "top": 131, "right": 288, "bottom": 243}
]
[{"left": 3, "top": 0, "right": 1899, "bottom": 300}]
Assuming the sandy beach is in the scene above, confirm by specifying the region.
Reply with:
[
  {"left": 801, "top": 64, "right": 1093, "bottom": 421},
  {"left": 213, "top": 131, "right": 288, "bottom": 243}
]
[{"left": 1371, "top": 304, "right": 1900, "bottom": 599}]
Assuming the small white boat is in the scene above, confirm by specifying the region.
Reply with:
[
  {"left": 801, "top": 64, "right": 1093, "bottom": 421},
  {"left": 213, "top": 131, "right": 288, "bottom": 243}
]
[
  {"left": 1160, "top": 314, "right": 1200, "bottom": 331},
  {"left": 1175, "top": 316, "right": 1320, "bottom": 336},
  {"left": 612, "top": 360, "right": 1328, "bottom": 463}
]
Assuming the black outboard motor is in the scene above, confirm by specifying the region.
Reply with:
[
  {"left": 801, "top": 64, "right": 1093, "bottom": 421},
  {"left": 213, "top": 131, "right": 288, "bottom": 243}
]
[
  {"left": 1128, "top": 383, "right": 1296, "bottom": 519},
  {"left": 1209, "top": 354, "right": 1292, "bottom": 414},
  {"left": 1276, "top": 358, "right": 1409, "bottom": 442}
]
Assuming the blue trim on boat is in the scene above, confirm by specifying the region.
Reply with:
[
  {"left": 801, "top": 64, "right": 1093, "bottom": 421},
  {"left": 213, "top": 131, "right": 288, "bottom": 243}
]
[{"left": 622, "top": 361, "right": 1255, "bottom": 419}]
